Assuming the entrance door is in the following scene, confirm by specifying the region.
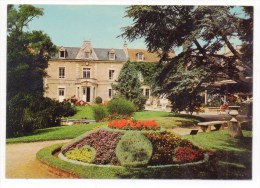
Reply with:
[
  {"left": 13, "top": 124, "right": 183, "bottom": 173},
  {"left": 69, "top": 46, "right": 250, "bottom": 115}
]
[
  {"left": 86, "top": 87, "right": 91, "bottom": 102},
  {"left": 82, "top": 87, "right": 91, "bottom": 102},
  {"left": 58, "top": 88, "right": 65, "bottom": 102}
]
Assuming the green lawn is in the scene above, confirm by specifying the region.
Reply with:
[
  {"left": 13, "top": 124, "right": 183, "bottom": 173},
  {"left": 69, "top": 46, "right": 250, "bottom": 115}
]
[
  {"left": 185, "top": 130, "right": 252, "bottom": 179},
  {"left": 7, "top": 109, "right": 201, "bottom": 143},
  {"left": 5, "top": 109, "right": 170, "bottom": 143},
  {"left": 68, "top": 106, "right": 94, "bottom": 119},
  {"left": 6, "top": 122, "right": 106, "bottom": 143},
  {"left": 133, "top": 110, "right": 170, "bottom": 120}
]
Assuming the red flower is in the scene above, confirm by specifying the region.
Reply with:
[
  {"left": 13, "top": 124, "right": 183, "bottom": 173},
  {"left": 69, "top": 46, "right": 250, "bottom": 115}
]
[{"left": 107, "top": 118, "right": 160, "bottom": 130}]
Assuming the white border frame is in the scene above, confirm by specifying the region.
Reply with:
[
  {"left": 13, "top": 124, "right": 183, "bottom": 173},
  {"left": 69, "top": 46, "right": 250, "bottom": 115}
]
[{"left": 1, "top": 1, "right": 260, "bottom": 188}]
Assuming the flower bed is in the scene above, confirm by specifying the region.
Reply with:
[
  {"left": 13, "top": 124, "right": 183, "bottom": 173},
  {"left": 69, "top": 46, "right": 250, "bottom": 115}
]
[
  {"left": 174, "top": 146, "right": 204, "bottom": 163},
  {"left": 61, "top": 127, "right": 209, "bottom": 167},
  {"left": 62, "top": 129, "right": 123, "bottom": 165},
  {"left": 108, "top": 119, "right": 160, "bottom": 130}
]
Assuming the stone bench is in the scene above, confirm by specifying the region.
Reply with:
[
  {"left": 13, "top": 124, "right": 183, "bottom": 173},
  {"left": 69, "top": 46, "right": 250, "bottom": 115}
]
[{"left": 197, "top": 121, "right": 228, "bottom": 132}]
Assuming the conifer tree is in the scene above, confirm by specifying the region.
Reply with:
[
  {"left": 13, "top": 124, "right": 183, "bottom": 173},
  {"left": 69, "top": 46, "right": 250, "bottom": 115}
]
[{"left": 114, "top": 61, "right": 146, "bottom": 111}]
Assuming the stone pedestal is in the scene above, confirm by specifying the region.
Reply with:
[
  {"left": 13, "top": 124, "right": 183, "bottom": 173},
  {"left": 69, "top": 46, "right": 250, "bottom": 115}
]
[{"left": 228, "top": 106, "right": 243, "bottom": 138}]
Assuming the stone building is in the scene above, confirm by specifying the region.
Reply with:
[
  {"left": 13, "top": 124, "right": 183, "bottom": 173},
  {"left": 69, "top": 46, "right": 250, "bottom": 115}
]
[{"left": 44, "top": 41, "right": 163, "bottom": 104}]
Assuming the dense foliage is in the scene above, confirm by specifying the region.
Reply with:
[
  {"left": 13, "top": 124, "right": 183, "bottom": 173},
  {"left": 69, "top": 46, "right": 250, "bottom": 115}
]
[
  {"left": 113, "top": 61, "right": 146, "bottom": 111},
  {"left": 121, "top": 6, "right": 253, "bottom": 113},
  {"left": 7, "top": 5, "right": 76, "bottom": 137},
  {"left": 92, "top": 104, "right": 108, "bottom": 122},
  {"left": 107, "top": 97, "right": 136, "bottom": 116},
  {"left": 116, "top": 131, "right": 153, "bottom": 167},
  {"left": 94, "top": 96, "right": 103, "bottom": 104},
  {"left": 7, "top": 93, "right": 76, "bottom": 137},
  {"left": 132, "top": 61, "right": 157, "bottom": 86}
]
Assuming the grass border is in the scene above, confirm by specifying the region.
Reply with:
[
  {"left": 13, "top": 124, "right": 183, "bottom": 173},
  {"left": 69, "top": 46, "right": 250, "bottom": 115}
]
[{"left": 37, "top": 143, "right": 212, "bottom": 179}]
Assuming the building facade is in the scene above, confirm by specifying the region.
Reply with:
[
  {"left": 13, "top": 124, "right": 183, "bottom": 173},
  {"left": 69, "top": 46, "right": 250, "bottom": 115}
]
[{"left": 44, "top": 41, "right": 162, "bottom": 103}]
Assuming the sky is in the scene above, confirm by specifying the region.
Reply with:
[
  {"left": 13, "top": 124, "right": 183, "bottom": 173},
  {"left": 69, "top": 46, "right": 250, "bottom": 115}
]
[
  {"left": 26, "top": 5, "right": 147, "bottom": 49},
  {"left": 22, "top": 4, "right": 245, "bottom": 54}
]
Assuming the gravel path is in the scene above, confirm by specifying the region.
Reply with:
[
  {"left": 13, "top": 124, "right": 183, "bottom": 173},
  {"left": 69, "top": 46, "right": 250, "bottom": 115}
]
[{"left": 6, "top": 140, "right": 73, "bottom": 179}]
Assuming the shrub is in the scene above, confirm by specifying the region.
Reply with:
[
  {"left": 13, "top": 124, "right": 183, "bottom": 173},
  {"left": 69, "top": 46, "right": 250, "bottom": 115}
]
[
  {"left": 65, "top": 146, "right": 96, "bottom": 163},
  {"left": 65, "top": 129, "right": 123, "bottom": 165},
  {"left": 103, "top": 113, "right": 132, "bottom": 121},
  {"left": 144, "top": 131, "right": 183, "bottom": 165},
  {"left": 92, "top": 105, "right": 108, "bottom": 122},
  {"left": 108, "top": 119, "right": 160, "bottom": 130},
  {"left": 174, "top": 147, "right": 204, "bottom": 163},
  {"left": 131, "top": 94, "right": 147, "bottom": 111},
  {"left": 107, "top": 98, "right": 136, "bottom": 116},
  {"left": 6, "top": 93, "right": 76, "bottom": 137},
  {"left": 116, "top": 131, "right": 153, "bottom": 167},
  {"left": 94, "top": 96, "right": 103, "bottom": 104}
]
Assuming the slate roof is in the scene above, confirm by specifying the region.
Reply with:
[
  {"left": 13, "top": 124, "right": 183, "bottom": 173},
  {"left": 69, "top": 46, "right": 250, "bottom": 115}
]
[
  {"left": 52, "top": 47, "right": 80, "bottom": 59},
  {"left": 94, "top": 48, "right": 127, "bottom": 61},
  {"left": 51, "top": 47, "right": 127, "bottom": 61}
]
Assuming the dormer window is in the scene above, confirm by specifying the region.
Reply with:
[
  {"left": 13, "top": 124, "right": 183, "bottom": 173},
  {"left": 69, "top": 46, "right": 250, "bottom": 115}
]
[
  {"left": 137, "top": 52, "right": 144, "bottom": 61},
  {"left": 60, "top": 51, "right": 65, "bottom": 58},
  {"left": 59, "top": 47, "right": 66, "bottom": 59},
  {"left": 85, "top": 51, "right": 90, "bottom": 59},
  {"left": 84, "top": 47, "right": 91, "bottom": 59},
  {"left": 109, "top": 49, "right": 116, "bottom": 60}
]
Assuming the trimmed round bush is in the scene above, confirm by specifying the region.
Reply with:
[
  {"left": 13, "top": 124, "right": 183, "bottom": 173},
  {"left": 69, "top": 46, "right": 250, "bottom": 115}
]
[
  {"left": 95, "top": 96, "right": 103, "bottom": 104},
  {"left": 64, "top": 145, "right": 96, "bottom": 163},
  {"left": 92, "top": 104, "right": 107, "bottom": 122},
  {"left": 116, "top": 131, "right": 153, "bottom": 167},
  {"left": 107, "top": 98, "right": 136, "bottom": 116}
]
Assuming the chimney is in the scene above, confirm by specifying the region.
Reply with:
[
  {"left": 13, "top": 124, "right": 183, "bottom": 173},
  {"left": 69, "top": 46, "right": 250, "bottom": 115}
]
[
  {"left": 123, "top": 41, "right": 128, "bottom": 59},
  {"left": 84, "top": 40, "right": 92, "bottom": 48}
]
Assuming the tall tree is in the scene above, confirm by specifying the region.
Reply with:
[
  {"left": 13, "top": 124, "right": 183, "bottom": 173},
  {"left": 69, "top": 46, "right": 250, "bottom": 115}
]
[
  {"left": 7, "top": 5, "right": 57, "bottom": 98},
  {"left": 113, "top": 61, "right": 146, "bottom": 111},
  {"left": 121, "top": 5, "right": 253, "bottom": 112},
  {"left": 7, "top": 5, "right": 75, "bottom": 137}
]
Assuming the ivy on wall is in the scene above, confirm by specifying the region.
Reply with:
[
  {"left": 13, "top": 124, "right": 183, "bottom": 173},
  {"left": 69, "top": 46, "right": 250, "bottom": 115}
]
[{"left": 131, "top": 61, "right": 157, "bottom": 86}]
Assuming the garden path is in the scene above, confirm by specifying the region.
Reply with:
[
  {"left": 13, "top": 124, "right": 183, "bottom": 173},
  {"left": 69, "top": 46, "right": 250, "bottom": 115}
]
[{"left": 6, "top": 139, "right": 74, "bottom": 179}]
